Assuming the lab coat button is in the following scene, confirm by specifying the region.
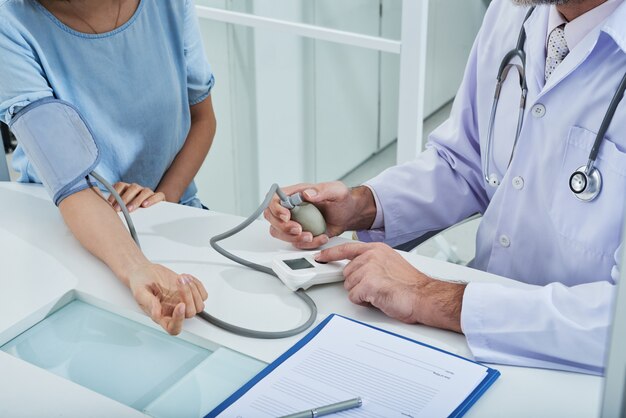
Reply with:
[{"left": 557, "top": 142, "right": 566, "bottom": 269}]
[
  {"left": 499, "top": 235, "right": 511, "bottom": 248},
  {"left": 512, "top": 176, "right": 524, "bottom": 190},
  {"left": 532, "top": 104, "right": 546, "bottom": 118}
]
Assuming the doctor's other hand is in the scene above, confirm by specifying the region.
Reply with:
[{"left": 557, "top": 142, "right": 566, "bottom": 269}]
[
  {"left": 263, "top": 181, "right": 377, "bottom": 250},
  {"left": 315, "top": 242, "right": 466, "bottom": 333},
  {"left": 127, "top": 263, "right": 208, "bottom": 335},
  {"left": 107, "top": 182, "right": 166, "bottom": 213}
]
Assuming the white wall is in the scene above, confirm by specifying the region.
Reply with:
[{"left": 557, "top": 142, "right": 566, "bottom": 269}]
[
  {"left": 252, "top": 1, "right": 314, "bottom": 197},
  {"left": 195, "top": 0, "right": 258, "bottom": 214},
  {"left": 424, "top": 0, "right": 486, "bottom": 115},
  {"left": 312, "top": 0, "right": 381, "bottom": 182}
]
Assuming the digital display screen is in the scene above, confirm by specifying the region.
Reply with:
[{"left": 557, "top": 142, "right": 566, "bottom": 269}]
[{"left": 283, "top": 258, "right": 315, "bottom": 270}]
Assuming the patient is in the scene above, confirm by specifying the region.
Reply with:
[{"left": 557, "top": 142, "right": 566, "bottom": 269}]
[{"left": 0, "top": 0, "right": 216, "bottom": 334}]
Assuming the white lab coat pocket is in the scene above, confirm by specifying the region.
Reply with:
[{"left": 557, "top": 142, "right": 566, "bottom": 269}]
[{"left": 549, "top": 126, "right": 626, "bottom": 258}]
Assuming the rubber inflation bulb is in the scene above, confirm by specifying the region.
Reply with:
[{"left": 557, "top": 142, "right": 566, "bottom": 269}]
[{"left": 290, "top": 203, "right": 327, "bottom": 236}]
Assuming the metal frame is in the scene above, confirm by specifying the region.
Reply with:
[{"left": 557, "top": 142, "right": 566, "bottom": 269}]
[
  {"left": 0, "top": 123, "right": 10, "bottom": 181},
  {"left": 195, "top": 0, "right": 429, "bottom": 164},
  {"left": 396, "top": 1, "right": 429, "bottom": 163}
]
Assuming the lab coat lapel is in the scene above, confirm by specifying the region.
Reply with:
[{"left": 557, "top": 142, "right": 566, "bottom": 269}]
[
  {"left": 539, "top": 26, "right": 601, "bottom": 98},
  {"left": 523, "top": 7, "right": 549, "bottom": 97}
]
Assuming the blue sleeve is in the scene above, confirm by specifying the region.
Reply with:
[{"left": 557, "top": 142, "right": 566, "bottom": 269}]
[
  {"left": 0, "top": 16, "right": 53, "bottom": 125},
  {"left": 183, "top": 0, "right": 215, "bottom": 105}
]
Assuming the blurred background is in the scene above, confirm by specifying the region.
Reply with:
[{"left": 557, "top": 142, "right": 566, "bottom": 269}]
[{"left": 3, "top": 0, "right": 489, "bottom": 263}]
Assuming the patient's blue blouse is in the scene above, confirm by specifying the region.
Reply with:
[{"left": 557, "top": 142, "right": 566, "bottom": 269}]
[{"left": 0, "top": 0, "right": 215, "bottom": 206}]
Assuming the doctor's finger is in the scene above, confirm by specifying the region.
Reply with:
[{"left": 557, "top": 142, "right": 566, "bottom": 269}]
[
  {"left": 315, "top": 242, "right": 372, "bottom": 263},
  {"left": 293, "top": 234, "right": 329, "bottom": 250},
  {"left": 342, "top": 255, "right": 370, "bottom": 281},
  {"left": 300, "top": 181, "right": 346, "bottom": 204},
  {"left": 343, "top": 261, "right": 375, "bottom": 292},
  {"left": 347, "top": 281, "right": 376, "bottom": 307},
  {"left": 266, "top": 199, "right": 292, "bottom": 223},
  {"left": 269, "top": 225, "right": 327, "bottom": 249},
  {"left": 269, "top": 225, "right": 313, "bottom": 243},
  {"left": 264, "top": 207, "right": 301, "bottom": 234},
  {"left": 278, "top": 183, "right": 315, "bottom": 198},
  {"left": 267, "top": 183, "right": 316, "bottom": 218}
]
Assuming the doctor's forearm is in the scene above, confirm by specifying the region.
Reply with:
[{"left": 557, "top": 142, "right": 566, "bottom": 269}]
[
  {"left": 59, "top": 188, "right": 150, "bottom": 286},
  {"left": 347, "top": 185, "right": 378, "bottom": 231},
  {"left": 157, "top": 96, "right": 217, "bottom": 203},
  {"left": 416, "top": 280, "right": 466, "bottom": 333}
]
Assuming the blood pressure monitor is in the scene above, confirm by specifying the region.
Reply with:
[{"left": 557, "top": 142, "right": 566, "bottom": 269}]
[
  {"left": 208, "top": 185, "right": 347, "bottom": 338},
  {"left": 272, "top": 253, "right": 347, "bottom": 291}
]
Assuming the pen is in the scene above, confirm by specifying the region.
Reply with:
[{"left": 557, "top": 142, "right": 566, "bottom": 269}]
[{"left": 278, "top": 397, "right": 362, "bottom": 418}]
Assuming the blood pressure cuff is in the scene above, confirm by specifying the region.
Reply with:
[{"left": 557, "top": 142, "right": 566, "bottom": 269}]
[{"left": 9, "top": 98, "right": 100, "bottom": 205}]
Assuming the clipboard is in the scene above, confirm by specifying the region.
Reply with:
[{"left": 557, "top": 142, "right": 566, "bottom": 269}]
[{"left": 207, "top": 314, "right": 500, "bottom": 418}]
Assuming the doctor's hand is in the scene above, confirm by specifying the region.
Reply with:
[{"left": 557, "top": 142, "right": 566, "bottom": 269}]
[
  {"left": 263, "top": 182, "right": 377, "bottom": 250},
  {"left": 127, "top": 263, "right": 208, "bottom": 335},
  {"left": 315, "top": 242, "right": 466, "bottom": 333},
  {"left": 107, "top": 182, "right": 166, "bottom": 213}
]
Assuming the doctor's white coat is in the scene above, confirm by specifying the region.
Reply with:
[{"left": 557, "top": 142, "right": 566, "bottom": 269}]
[{"left": 358, "top": 0, "right": 626, "bottom": 374}]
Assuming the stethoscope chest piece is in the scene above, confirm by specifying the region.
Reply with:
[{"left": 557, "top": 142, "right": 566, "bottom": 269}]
[{"left": 569, "top": 165, "right": 602, "bottom": 202}]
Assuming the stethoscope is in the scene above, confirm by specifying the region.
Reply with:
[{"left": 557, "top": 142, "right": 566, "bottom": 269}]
[{"left": 485, "top": 6, "right": 626, "bottom": 202}]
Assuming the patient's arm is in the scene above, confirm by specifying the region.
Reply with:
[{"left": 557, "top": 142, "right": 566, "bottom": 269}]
[{"left": 59, "top": 188, "right": 208, "bottom": 335}]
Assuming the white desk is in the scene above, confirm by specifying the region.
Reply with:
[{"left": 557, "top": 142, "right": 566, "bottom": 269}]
[{"left": 0, "top": 182, "right": 602, "bottom": 417}]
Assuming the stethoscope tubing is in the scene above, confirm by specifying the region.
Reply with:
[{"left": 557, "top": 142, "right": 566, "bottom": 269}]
[
  {"left": 587, "top": 71, "right": 626, "bottom": 172},
  {"left": 484, "top": 5, "right": 626, "bottom": 203}
]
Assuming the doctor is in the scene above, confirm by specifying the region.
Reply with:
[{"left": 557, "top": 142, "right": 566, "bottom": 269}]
[{"left": 265, "top": 0, "right": 626, "bottom": 374}]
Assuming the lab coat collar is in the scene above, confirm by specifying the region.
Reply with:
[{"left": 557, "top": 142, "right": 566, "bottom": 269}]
[
  {"left": 506, "top": 4, "right": 626, "bottom": 98},
  {"left": 547, "top": 0, "right": 624, "bottom": 52},
  {"left": 541, "top": 19, "right": 599, "bottom": 94},
  {"left": 533, "top": 2, "right": 626, "bottom": 98},
  {"left": 602, "top": 0, "right": 626, "bottom": 54},
  {"left": 522, "top": 6, "right": 549, "bottom": 96}
]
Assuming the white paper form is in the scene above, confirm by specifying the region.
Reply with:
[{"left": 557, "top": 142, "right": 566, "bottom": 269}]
[{"left": 217, "top": 316, "right": 492, "bottom": 418}]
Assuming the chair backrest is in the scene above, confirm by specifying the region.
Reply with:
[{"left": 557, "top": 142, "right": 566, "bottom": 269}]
[{"left": 0, "top": 123, "right": 11, "bottom": 181}]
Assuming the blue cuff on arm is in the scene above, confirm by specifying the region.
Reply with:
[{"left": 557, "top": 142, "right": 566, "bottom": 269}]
[{"left": 9, "top": 98, "right": 101, "bottom": 205}]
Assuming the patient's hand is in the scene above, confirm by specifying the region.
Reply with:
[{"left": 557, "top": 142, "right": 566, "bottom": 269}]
[
  {"left": 107, "top": 182, "right": 166, "bottom": 213},
  {"left": 128, "top": 263, "right": 208, "bottom": 335}
]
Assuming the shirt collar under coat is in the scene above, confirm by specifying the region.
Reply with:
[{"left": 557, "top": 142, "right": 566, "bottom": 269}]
[
  {"left": 520, "top": 1, "right": 626, "bottom": 97},
  {"left": 546, "top": 0, "right": 625, "bottom": 52},
  {"left": 601, "top": 0, "right": 626, "bottom": 54}
]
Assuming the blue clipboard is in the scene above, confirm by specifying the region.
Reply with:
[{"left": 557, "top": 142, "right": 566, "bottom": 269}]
[{"left": 206, "top": 314, "right": 500, "bottom": 418}]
